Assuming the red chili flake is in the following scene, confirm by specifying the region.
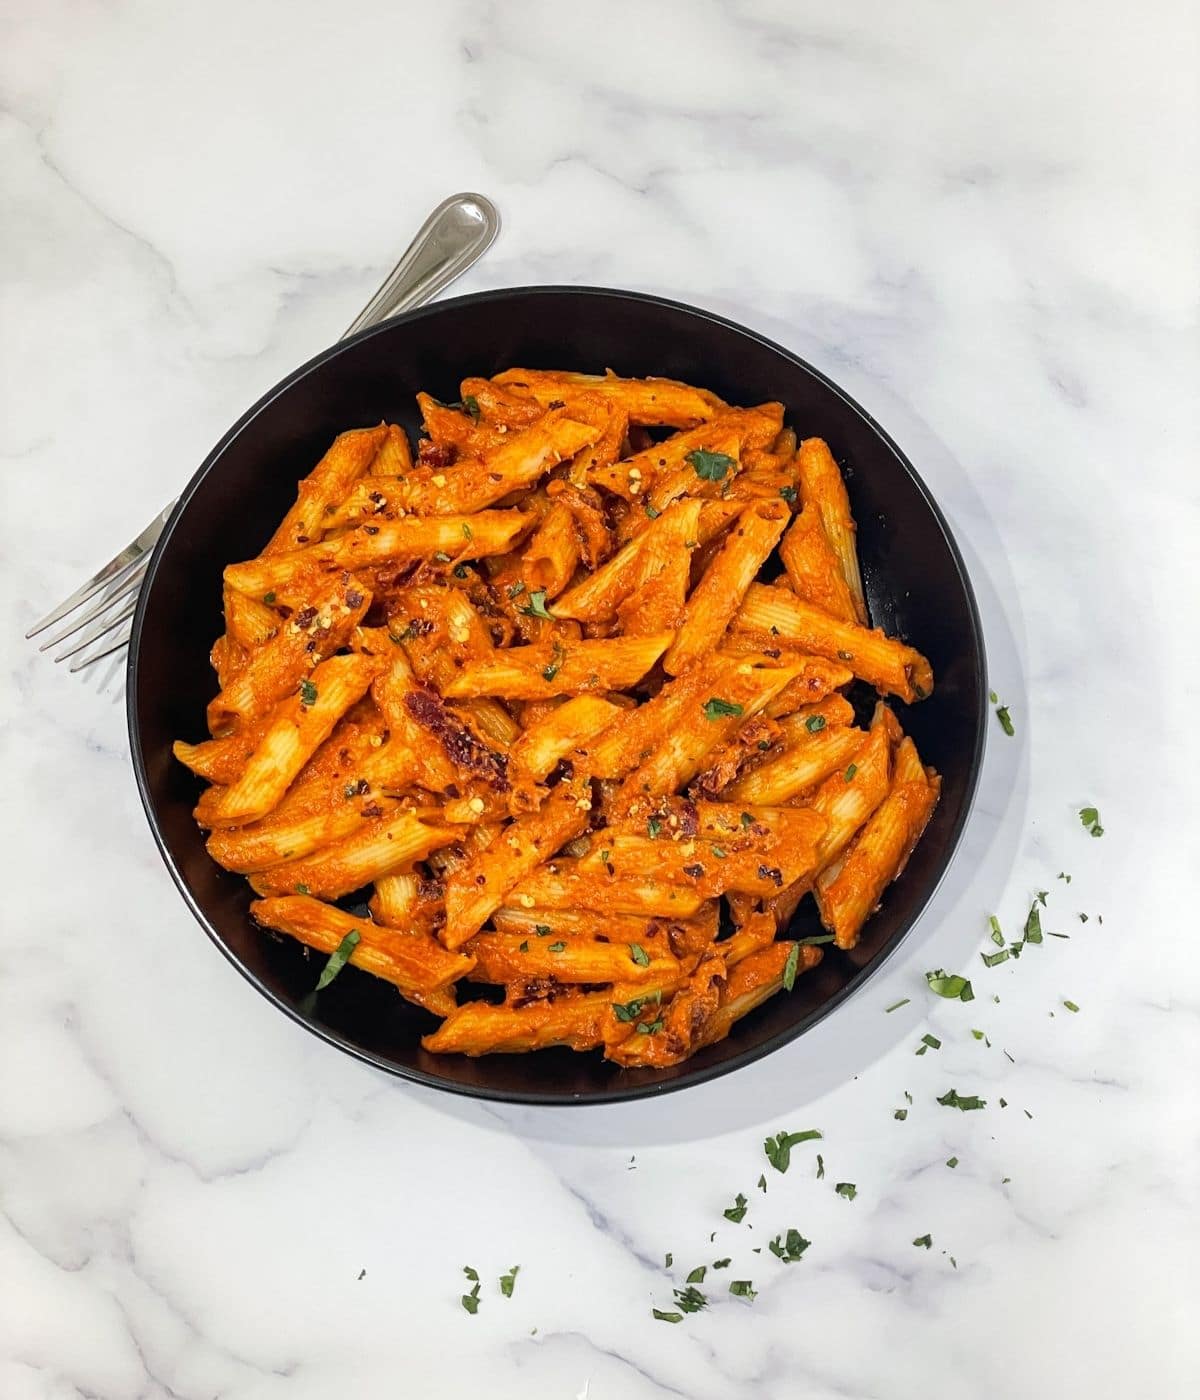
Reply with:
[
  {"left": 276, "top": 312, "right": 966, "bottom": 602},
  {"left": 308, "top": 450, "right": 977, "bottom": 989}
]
[
  {"left": 364, "top": 526, "right": 380, "bottom": 535},
  {"left": 757, "top": 864, "right": 784, "bottom": 887},
  {"left": 360, "top": 802, "right": 383, "bottom": 818},
  {"left": 547, "top": 399, "right": 566, "bottom": 410},
  {"left": 345, "top": 589, "right": 364, "bottom": 608},
  {"left": 682, "top": 863, "right": 705, "bottom": 878},
  {"left": 294, "top": 606, "right": 318, "bottom": 628},
  {"left": 296, "top": 535, "right": 309, "bottom": 544}
]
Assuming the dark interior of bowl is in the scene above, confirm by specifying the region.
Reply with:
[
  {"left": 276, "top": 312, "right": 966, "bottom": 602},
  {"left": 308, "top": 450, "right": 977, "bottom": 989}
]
[{"left": 130, "top": 287, "right": 985, "bottom": 1103}]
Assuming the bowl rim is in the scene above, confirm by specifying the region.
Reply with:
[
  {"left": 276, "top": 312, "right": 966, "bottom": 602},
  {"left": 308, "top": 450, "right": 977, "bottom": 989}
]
[{"left": 127, "top": 283, "right": 988, "bottom": 1105}]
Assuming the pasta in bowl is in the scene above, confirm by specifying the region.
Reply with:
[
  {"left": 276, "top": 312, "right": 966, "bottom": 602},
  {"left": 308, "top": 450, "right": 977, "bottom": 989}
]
[{"left": 174, "top": 367, "right": 941, "bottom": 1070}]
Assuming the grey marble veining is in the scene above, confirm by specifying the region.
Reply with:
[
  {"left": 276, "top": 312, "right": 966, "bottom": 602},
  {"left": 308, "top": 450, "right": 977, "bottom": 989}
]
[{"left": 2, "top": 1, "right": 1197, "bottom": 1396}]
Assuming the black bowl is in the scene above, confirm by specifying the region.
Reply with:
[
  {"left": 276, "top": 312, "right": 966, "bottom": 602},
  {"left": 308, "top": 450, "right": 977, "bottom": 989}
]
[{"left": 129, "top": 286, "right": 986, "bottom": 1104}]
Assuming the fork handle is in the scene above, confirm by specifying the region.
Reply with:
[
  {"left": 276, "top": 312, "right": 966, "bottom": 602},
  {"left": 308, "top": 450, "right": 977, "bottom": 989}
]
[{"left": 342, "top": 193, "right": 500, "bottom": 339}]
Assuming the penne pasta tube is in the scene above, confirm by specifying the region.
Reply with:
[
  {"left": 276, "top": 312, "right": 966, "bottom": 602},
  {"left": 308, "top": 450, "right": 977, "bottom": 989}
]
[
  {"left": 465, "top": 932, "right": 679, "bottom": 986},
  {"left": 442, "top": 779, "right": 593, "bottom": 947},
  {"left": 206, "top": 576, "right": 370, "bottom": 734},
  {"left": 206, "top": 795, "right": 400, "bottom": 874},
  {"left": 251, "top": 895, "right": 473, "bottom": 994},
  {"left": 264, "top": 424, "right": 388, "bottom": 556},
  {"left": 249, "top": 810, "right": 459, "bottom": 899},
  {"left": 508, "top": 861, "right": 706, "bottom": 919},
  {"left": 696, "top": 942, "right": 822, "bottom": 1047},
  {"left": 815, "top": 737, "right": 940, "bottom": 948},
  {"left": 809, "top": 710, "right": 894, "bottom": 867},
  {"left": 370, "top": 423, "right": 413, "bottom": 476},
  {"left": 223, "top": 586, "right": 281, "bottom": 648},
  {"left": 173, "top": 721, "right": 269, "bottom": 784},
  {"left": 492, "top": 368, "right": 728, "bottom": 429},
  {"left": 795, "top": 437, "right": 867, "bottom": 624},
  {"left": 734, "top": 583, "right": 933, "bottom": 702},
  {"left": 490, "top": 906, "right": 686, "bottom": 948},
  {"left": 441, "top": 632, "right": 672, "bottom": 701},
  {"left": 224, "top": 511, "right": 529, "bottom": 596},
  {"left": 508, "top": 695, "right": 622, "bottom": 786},
  {"left": 197, "top": 654, "right": 379, "bottom": 828},
  {"left": 521, "top": 499, "right": 580, "bottom": 599},
  {"left": 778, "top": 502, "right": 859, "bottom": 623},
  {"left": 663, "top": 499, "right": 789, "bottom": 675},
  {"left": 726, "top": 722, "right": 866, "bottom": 805},
  {"left": 370, "top": 872, "right": 421, "bottom": 927},
  {"left": 422, "top": 991, "right": 609, "bottom": 1055}
]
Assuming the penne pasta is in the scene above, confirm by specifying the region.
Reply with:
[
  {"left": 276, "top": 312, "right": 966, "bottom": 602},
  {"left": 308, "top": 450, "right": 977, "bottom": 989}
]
[
  {"left": 465, "top": 932, "right": 679, "bottom": 986},
  {"left": 265, "top": 424, "right": 388, "bottom": 556},
  {"left": 795, "top": 437, "right": 868, "bottom": 624},
  {"left": 779, "top": 502, "right": 860, "bottom": 623},
  {"left": 422, "top": 991, "right": 609, "bottom": 1055},
  {"left": 493, "top": 368, "right": 728, "bottom": 429},
  {"left": 441, "top": 632, "right": 672, "bottom": 701}
]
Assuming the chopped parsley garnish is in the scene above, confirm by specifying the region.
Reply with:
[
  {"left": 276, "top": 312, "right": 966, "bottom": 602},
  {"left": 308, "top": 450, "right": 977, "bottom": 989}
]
[
  {"left": 937, "top": 1088, "right": 986, "bottom": 1111},
  {"left": 518, "top": 940, "right": 529, "bottom": 952},
  {"left": 298, "top": 678, "right": 318, "bottom": 708},
  {"left": 629, "top": 943, "right": 650, "bottom": 967},
  {"left": 652, "top": 1308, "right": 682, "bottom": 1324},
  {"left": 912, "top": 1234, "right": 932, "bottom": 1249},
  {"left": 915, "top": 1033, "right": 941, "bottom": 1054},
  {"left": 535, "top": 924, "right": 553, "bottom": 936},
  {"left": 687, "top": 448, "right": 736, "bottom": 482},
  {"left": 673, "top": 1284, "right": 708, "bottom": 1313},
  {"left": 804, "top": 714, "right": 827, "bottom": 733},
  {"left": 702, "top": 696, "right": 744, "bottom": 721},
  {"left": 835, "top": 1182, "right": 857, "bottom": 1200},
  {"left": 757, "top": 1174, "right": 767, "bottom": 1191},
  {"left": 729, "top": 1279, "right": 757, "bottom": 1300},
  {"left": 507, "top": 581, "right": 526, "bottom": 599},
  {"left": 262, "top": 591, "right": 276, "bottom": 604},
  {"left": 981, "top": 949, "right": 1009, "bottom": 967},
  {"left": 989, "top": 915, "right": 1004, "bottom": 945},
  {"left": 926, "top": 968, "right": 974, "bottom": 1002},
  {"left": 547, "top": 941, "right": 566, "bottom": 953},
  {"left": 782, "top": 943, "right": 800, "bottom": 991},
  {"left": 314, "top": 929, "right": 359, "bottom": 991},
  {"left": 723, "top": 1193, "right": 749, "bottom": 1223},
  {"left": 499, "top": 1265, "right": 519, "bottom": 1297},
  {"left": 894, "top": 1108, "right": 908, "bottom": 1121},
  {"left": 767, "top": 1232, "right": 812, "bottom": 1265},
  {"left": 799, "top": 933, "right": 835, "bottom": 946},
  {"left": 779, "top": 485, "right": 798, "bottom": 503},
  {"left": 946, "top": 1157, "right": 959, "bottom": 1168},
  {"left": 712, "top": 1257, "right": 731, "bottom": 1269},
  {"left": 664, "top": 1253, "right": 673, "bottom": 1268},
  {"left": 685, "top": 1265, "right": 707, "bottom": 1284},
  {"left": 520, "top": 589, "right": 554, "bottom": 619},
  {"left": 711, "top": 845, "right": 727, "bottom": 859},
  {"left": 1063, "top": 999, "right": 1080, "bottom": 1013},
  {"left": 1079, "top": 806, "right": 1104, "bottom": 837},
  {"left": 461, "top": 522, "right": 473, "bottom": 541},
  {"left": 1078, "top": 913, "right": 1089, "bottom": 923},
  {"left": 636, "top": 1017, "right": 664, "bottom": 1035},
  {"left": 647, "top": 816, "right": 662, "bottom": 838},
  {"left": 993, "top": 699, "right": 1014, "bottom": 736},
  {"left": 644, "top": 503, "right": 660, "bottom": 519},
  {"left": 740, "top": 812, "right": 754, "bottom": 828},
  {"left": 885, "top": 997, "right": 910, "bottom": 1013},
  {"left": 541, "top": 645, "right": 564, "bottom": 681},
  {"left": 461, "top": 1265, "right": 481, "bottom": 1314},
  {"left": 1023, "top": 902, "right": 1044, "bottom": 944},
  {"left": 816, "top": 1154, "right": 825, "bottom": 1178},
  {"left": 763, "top": 1129, "right": 822, "bottom": 1173},
  {"left": 1058, "top": 871, "right": 1071, "bottom": 883},
  {"left": 294, "top": 883, "right": 310, "bottom": 895}
]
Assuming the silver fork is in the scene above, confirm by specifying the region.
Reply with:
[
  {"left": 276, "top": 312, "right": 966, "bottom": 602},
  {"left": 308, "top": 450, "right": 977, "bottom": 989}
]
[{"left": 25, "top": 192, "right": 501, "bottom": 673}]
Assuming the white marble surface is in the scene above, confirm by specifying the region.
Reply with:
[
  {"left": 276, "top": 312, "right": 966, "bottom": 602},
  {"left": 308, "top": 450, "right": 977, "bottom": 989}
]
[{"left": 3, "top": 1, "right": 1198, "bottom": 1395}]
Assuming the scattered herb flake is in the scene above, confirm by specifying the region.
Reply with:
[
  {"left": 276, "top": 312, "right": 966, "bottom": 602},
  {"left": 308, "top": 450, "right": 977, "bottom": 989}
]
[
  {"left": 664, "top": 1252, "right": 673, "bottom": 1268},
  {"left": 647, "top": 816, "right": 662, "bottom": 839},
  {"left": 782, "top": 943, "right": 800, "bottom": 991},
  {"left": 547, "top": 941, "right": 566, "bottom": 953},
  {"left": 262, "top": 591, "right": 276, "bottom": 604},
  {"left": 1063, "top": 999, "right": 1080, "bottom": 1013},
  {"left": 712, "top": 1257, "right": 731, "bottom": 1269},
  {"left": 757, "top": 1174, "right": 767, "bottom": 1192},
  {"left": 1023, "top": 902, "right": 1044, "bottom": 945},
  {"left": 816, "top": 1154, "right": 825, "bottom": 1178},
  {"left": 926, "top": 968, "right": 974, "bottom": 1002},
  {"left": 687, "top": 448, "right": 736, "bottom": 482},
  {"left": 779, "top": 484, "right": 798, "bottom": 503},
  {"left": 686, "top": 1265, "right": 707, "bottom": 1284},
  {"left": 989, "top": 915, "right": 1005, "bottom": 945},
  {"left": 518, "top": 940, "right": 529, "bottom": 953},
  {"left": 703, "top": 696, "right": 744, "bottom": 721},
  {"left": 994, "top": 701, "right": 1014, "bottom": 736},
  {"left": 673, "top": 1284, "right": 708, "bottom": 1314},
  {"left": 1058, "top": 871, "right": 1072, "bottom": 883},
  {"left": 946, "top": 1157, "right": 959, "bottom": 1169},
  {"left": 499, "top": 1266, "right": 519, "bottom": 1297},
  {"left": 520, "top": 589, "right": 553, "bottom": 620},
  {"left": 937, "top": 1088, "right": 986, "bottom": 1111},
  {"left": 1078, "top": 806, "right": 1104, "bottom": 837},
  {"left": 507, "top": 581, "right": 526, "bottom": 599},
  {"left": 763, "top": 1129, "right": 822, "bottom": 1173},
  {"left": 981, "top": 949, "right": 1010, "bottom": 968},
  {"left": 314, "top": 929, "right": 360, "bottom": 991},
  {"left": 652, "top": 1308, "right": 682, "bottom": 1324},
  {"left": 894, "top": 1108, "right": 908, "bottom": 1120},
  {"left": 913, "top": 1234, "right": 932, "bottom": 1249},
  {"left": 804, "top": 714, "right": 827, "bottom": 733},
  {"left": 835, "top": 1182, "right": 857, "bottom": 1200},
  {"left": 535, "top": 924, "right": 552, "bottom": 936},
  {"left": 294, "top": 882, "right": 310, "bottom": 895},
  {"left": 629, "top": 943, "right": 650, "bottom": 967},
  {"left": 298, "top": 678, "right": 318, "bottom": 708},
  {"left": 885, "top": 997, "right": 911, "bottom": 1013},
  {"left": 723, "top": 1193, "right": 749, "bottom": 1223},
  {"left": 729, "top": 1279, "right": 757, "bottom": 1301},
  {"left": 844, "top": 763, "right": 857, "bottom": 782}
]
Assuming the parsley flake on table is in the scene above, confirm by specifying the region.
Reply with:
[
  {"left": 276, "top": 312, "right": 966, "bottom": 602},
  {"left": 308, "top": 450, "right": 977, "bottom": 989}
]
[
  {"left": 913, "top": 1234, "right": 932, "bottom": 1249},
  {"left": 686, "top": 1265, "right": 707, "bottom": 1284},
  {"left": 314, "top": 929, "right": 359, "bottom": 991},
  {"left": 461, "top": 1265, "right": 481, "bottom": 1315},
  {"left": 687, "top": 448, "right": 735, "bottom": 482},
  {"left": 816, "top": 1153, "right": 825, "bottom": 1178},
  {"left": 520, "top": 589, "right": 554, "bottom": 619},
  {"left": 768, "top": 1229, "right": 811, "bottom": 1263},
  {"left": 703, "top": 696, "right": 744, "bottom": 721},
  {"left": 916, "top": 1033, "right": 941, "bottom": 1055},
  {"left": 652, "top": 1308, "right": 682, "bottom": 1324},
  {"left": 673, "top": 1284, "right": 708, "bottom": 1313},
  {"left": 729, "top": 1279, "right": 758, "bottom": 1301},
  {"left": 712, "top": 1257, "right": 731, "bottom": 1269},
  {"left": 835, "top": 1182, "right": 857, "bottom": 1200},
  {"left": 723, "top": 1193, "right": 749, "bottom": 1223},
  {"left": 990, "top": 692, "right": 1015, "bottom": 736},
  {"left": 499, "top": 1265, "right": 520, "bottom": 1297},
  {"left": 926, "top": 968, "right": 974, "bottom": 1002},
  {"left": 1079, "top": 806, "right": 1104, "bottom": 837},
  {"left": 885, "top": 997, "right": 910, "bottom": 1013},
  {"left": 1063, "top": 999, "right": 1080, "bottom": 1013},
  {"left": 981, "top": 949, "right": 1009, "bottom": 967},
  {"left": 946, "top": 1157, "right": 959, "bottom": 1169},
  {"left": 757, "top": 1174, "right": 767, "bottom": 1192},
  {"left": 894, "top": 1108, "right": 908, "bottom": 1120},
  {"left": 1023, "top": 902, "right": 1044, "bottom": 945},
  {"left": 989, "top": 915, "right": 1005, "bottom": 945},
  {"left": 937, "top": 1088, "right": 986, "bottom": 1111},
  {"left": 763, "top": 1128, "right": 822, "bottom": 1173}
]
